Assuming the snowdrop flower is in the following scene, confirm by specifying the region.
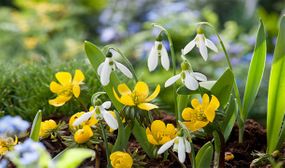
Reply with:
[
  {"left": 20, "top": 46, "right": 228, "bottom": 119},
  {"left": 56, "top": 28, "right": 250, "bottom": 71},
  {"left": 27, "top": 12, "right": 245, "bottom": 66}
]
[
  {"left": 73, "top": 101, "right": 118, "bottom": 130},
  {"left": 148, "top": 35, "right": 170, "bottom": 71},
  {"left": 98, "top": 51, "right": 133, "bottom": 86},
  {"left": 183, "top": 28, "right": 218, "bottom": 61},
  {"left": 165, "top": 61, "right": 207, "bottom": 90},
  {"left": 157, "top": 135, "right": 191, "bottom": 163}
]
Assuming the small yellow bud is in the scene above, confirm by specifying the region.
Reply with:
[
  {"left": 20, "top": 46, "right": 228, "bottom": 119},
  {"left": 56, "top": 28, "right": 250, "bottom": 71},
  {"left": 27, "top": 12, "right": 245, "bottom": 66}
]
[
  {"left": 225, "top": 152, "right": 234, "bottom": 161},
  {"left": 110, "top": 151, "right": 133, "bottom": 168},
  {"left": 39, "top": 119, "right": 57, "bottom": 139},
  {"left": 74, "top": 125, "right": 93, "bottom": 144}
]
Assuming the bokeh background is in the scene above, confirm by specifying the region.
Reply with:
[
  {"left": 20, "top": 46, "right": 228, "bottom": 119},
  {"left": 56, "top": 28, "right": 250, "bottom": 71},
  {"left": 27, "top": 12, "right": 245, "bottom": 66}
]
[{"left": 0, "top": 0, "right": 284, "bottom": 123}]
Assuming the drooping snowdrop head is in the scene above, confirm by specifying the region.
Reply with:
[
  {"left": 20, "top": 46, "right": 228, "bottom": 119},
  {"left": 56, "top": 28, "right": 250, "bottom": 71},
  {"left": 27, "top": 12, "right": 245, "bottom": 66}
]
[
  {"left": 164, "top": 61, "right": 207, "bottom": 90},
  {"left": 97, "top": 51, "right": 133, "bottom": 86},
  {"left": 183, "top": 27, "right": 218, "bottom": 61},
  {"left": 148, "top": 34, "right": 170, "bottom": 72}
]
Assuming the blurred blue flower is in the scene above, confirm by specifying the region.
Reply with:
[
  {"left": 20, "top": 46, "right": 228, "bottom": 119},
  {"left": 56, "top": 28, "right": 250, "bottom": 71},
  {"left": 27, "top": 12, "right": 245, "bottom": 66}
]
[
  {"left": 266, "top": 53, "right": 273, "bottom": 64},
  {"left": 7, "top": 139, "right": 45, "bottom": 166},
  {"left": 0, "top": 116, "right": 29, "bottom": 136},
  {"left": 0, "top": 159, "right": 8, "bottom": 168},
  {"left": 100, "top": 27, "right": 118, "bottom": 43},
  {"left": 229, "top": 44, "right": 244, "bottom": 55},
  {"left": 241, "top": 53, "right": 252, "bottom": 63}
]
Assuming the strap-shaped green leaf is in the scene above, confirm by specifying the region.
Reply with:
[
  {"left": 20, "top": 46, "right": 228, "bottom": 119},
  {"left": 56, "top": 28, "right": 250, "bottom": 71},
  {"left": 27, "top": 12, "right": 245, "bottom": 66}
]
[
  {"left": 195, "top": 141, "right": 214, "bottom": 168},
  {"left": 211, "top": 69, "right": 234, "bottom": 108},
  {"left": 241, "top": 20, "right": 267, "bottom": 122},
  {"left": 267, "top": 16, "right": 285, "bottom": 153},
  {"left": 29, "top": 110, "right": 42, "bottom": 141}
]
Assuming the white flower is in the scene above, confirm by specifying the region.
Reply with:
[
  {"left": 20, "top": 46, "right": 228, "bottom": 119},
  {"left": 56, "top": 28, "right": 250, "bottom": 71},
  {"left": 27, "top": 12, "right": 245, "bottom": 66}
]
[
  {"left": 183, "top": 33, "right": 218, "bottom": 61},
  {"left": 73, "top": 101, "right": 118, "bottom": 130},
  {"left": 157, "top": 136, "right": 191, "bottom": 163},
  {"left": 164, "top": 70, "right": 207, "bottom": 90},
  {"left": 148, "top": 41, "right": 170, "bottom": 72},
  {"left": 98, "top": 56, "right": 133, "bottom": 86}
]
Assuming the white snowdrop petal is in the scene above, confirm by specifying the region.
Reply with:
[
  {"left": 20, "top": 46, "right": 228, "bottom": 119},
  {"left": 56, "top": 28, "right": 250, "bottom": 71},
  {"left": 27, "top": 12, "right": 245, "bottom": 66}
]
[
  {"left": 184, "top": 72, "right": 199, "bottom": 90},
  {"left": 157, "top": 139, "right": 175, "bottom": 154},
  {"left": 192, "top": 72, "right": 207, "bottom": 81},
  {"left": 97, "top": 62, "right": 104, "bottom": 75},
  {"left": 148, "top": 44, "right": 159, "bottom": 72},
  {"left": 101, "top": 58, "right": 112, "bottom": 86},
  {"left": 100, "top": 107, "right": 118, "bottom": 130},
  {"left": 165, "top": 74, "right": 181, "bottom": 87},
  {"left": 160, "top": 44, "right": 170, "bottom": 70},
  {"left": 178, "top": 137, "right": 186, "bottom": 163},
  {"left": 183, "top": 39, "right": 196, "bottom": 55},
  {"left": 205, "top": 39, "right": 218, "bottom": 52},
  {"left": 73, "top": 111, "right": 94, "bottom": 126},
  {"left": 198, "top": 37, "right": 208, "bottom": 61},
  {"left": 102, "top": 101, "right": 112, "bottom": 109},
  {"left": 115, "top": 61, "right": 133, "bottom": 78},
  {"left": 185, "top": 140, "right": 191, "bottom": 153}
]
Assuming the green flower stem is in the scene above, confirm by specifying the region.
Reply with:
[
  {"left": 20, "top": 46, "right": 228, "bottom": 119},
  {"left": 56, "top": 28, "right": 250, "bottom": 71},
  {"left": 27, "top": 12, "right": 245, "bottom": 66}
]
[
  {"left": 99, "top": 122, "right": 111, "bottom": 168},
  {"left": 75, "top": 97, "right": 88, "bottom": 112},
  {"left": 213, "top": 129, "right": 225, "bottom": 168},
  {"left": 190, "top": 142, "right": 196, "bottom": 168},
  {"left": 153, "top": 23, "right": 179, "bottom": 121}
]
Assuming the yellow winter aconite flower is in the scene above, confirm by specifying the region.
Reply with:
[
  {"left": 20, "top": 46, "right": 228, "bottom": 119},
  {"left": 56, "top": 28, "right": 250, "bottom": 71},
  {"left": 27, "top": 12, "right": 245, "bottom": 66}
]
[
  {"left": 39, "top": 119, "right": 57, "bottom": 139},
  {"left": 74, "top": 125, "right": 93, "bottom": 144},
  {"left": 0, "top": 136, "right": 18, "bottom": 155},
  {"left": 110, "top": 151, "right": 133, "bottom": 168},
  {"left": 182, "top": 94, "right": 220, "bottom": 131},
  {"left": 146, "top": 120, "right": 177, "bottom": 145},
  {"left": 113, "top": 81, "right": 160, "bottom": 111},
  {"left": 49, "top": 69, "right": 85, "bottom": 107},
  {"left": 69, "top": 110, "right": 98, "bottom": 129}
]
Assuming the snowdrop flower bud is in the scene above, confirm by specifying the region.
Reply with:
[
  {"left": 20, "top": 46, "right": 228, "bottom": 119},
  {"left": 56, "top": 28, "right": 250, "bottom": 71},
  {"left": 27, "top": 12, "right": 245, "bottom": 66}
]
[
  {"left": 148, "top": 34, "right": 170, "bottom": 72},
  {"left": 183, "top": 27, "right": 218, "bottom": 61}
]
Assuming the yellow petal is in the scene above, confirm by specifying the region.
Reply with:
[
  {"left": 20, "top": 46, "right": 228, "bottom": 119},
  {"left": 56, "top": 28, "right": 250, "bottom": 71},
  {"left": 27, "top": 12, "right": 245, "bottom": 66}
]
[
  {"left": 138, "top": 103, "right": 158, "bottom": 111},
  {"left": 118, "top": 83, "right": 132, "bottom": 96},
  {"left": 159, "top": 136, "right": 172, "bottom": 145},
  {"left": 113, "top": 88, "right": 122, "bottom": 102},
  {"left": 165, "top": 124, "right": 177, "bottom": 138},
  {"left": 205, "top": 95, "right": 220, "bottom": 122},
  {"left": 49, "top": 95, "right": 71, "bottom": 107},
  {"left": 194, "top": 121, "right": 209, "bottom": 130},
  {"left": 74, "top": 125, "right": 93, "bottom": 144},
  {"left": 202, "top": 94, "right": 209, "bottom": 109},
  {"left": 145, "top": 84, "right": 160, "bottom": 102},
  {"left": 55, "top": 72, "right": 72, "bottom": 85},
  {"left": 72, "top": 84, "right": 80, "bottom": 98},
  {"left": 73, "top": 69, "right": 85, "bottom": 84},
  {"left": 182, "top": 108, "right": 194, "bottom": 121},
  {"left": 134, "top": 81, "right": 149, "bottom": 100},
  {"left": 191, "top": 98, "right": 201, "bottom": 109},
  {"left": 147, "top": 134, "right": 159, "bottom": 145},
  {"left": 184, "top": 121, "right": 198, "bottom": 132},
  {"left": 151, "top": 120, "right": 166, "bottom": 135},
  {"left": 120, "top": 95, "right": 135, "bottom": 106},
  {"left": 50, "top": 81, "right": 63, "bottom": 94},
  {"left": 69, "top": 112, "right": 84, "bottom": 128}
]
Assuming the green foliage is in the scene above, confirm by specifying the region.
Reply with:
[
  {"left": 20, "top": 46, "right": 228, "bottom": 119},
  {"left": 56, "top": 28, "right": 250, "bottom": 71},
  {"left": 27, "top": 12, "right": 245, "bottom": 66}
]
[
  {"left": 30, "top": 110, "right": 42, "bottom": 141},
  {"left": 241, "top": 20, "right": 267, "bottom": 122},
  {"left": 267, "top": 15, "right": 285, "bottom": 153},
  {"left": 195, "top": 141, "right": 214, "bottom": 168}
]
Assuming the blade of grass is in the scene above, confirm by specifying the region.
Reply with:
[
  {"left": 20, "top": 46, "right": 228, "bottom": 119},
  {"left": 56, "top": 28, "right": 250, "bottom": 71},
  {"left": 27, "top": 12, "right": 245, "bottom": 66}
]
[
  {"left": 195, "top": 141, "right": 214, "bottom": 168},
  {"left": 267, "top": 15, "right": 285, "bottom": 153},
  {"left": 29, "top": 110, "right": 42, "bottom": 141}
]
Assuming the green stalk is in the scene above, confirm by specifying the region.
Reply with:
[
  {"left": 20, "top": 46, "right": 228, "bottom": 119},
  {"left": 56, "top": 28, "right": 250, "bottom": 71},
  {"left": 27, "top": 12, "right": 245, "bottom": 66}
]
[
  {"left": 153, "top": 24, "right": 179, "bottom": 120},
  {"left": 213, "top": 129, "right": 225, "bottom": 168},
  {"left": 99, "top": 123, "right": 111, "bottom": 168},
  {"left": 190, "top": 142, "right": 196, "bottom": 168}
]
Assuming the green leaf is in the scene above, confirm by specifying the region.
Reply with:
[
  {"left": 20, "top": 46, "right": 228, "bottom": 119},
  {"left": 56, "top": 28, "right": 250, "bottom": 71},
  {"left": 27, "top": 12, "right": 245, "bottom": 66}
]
[
  {"left": 176, "top": 86, "right": 210, "bottom": 95},
  {"left": 267, "top": 16, "right": 285, "bottom": 153},
  {"left": 29, "top": 110, "right": 42, "bottom": 141},
  {"left": 132, "top": 120, "right": 155, "bottom": 158},
  {"left": 55, "top": 148, "right": 95, "bottom": 168},
  {"left": 195, "top": 141, "right": 214, "bottom": 168},
  {"left": 211, "top": 69, "right": 234, "bottom": 108},
  {"left": 222, "top": 97, "right": 238, "bottom": 141},
  {"left": 84, "top": 41, "right": 123, "bottom": 111},
  {"left": 241, "top": 20, "right": 267, "bottom": 121}
]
